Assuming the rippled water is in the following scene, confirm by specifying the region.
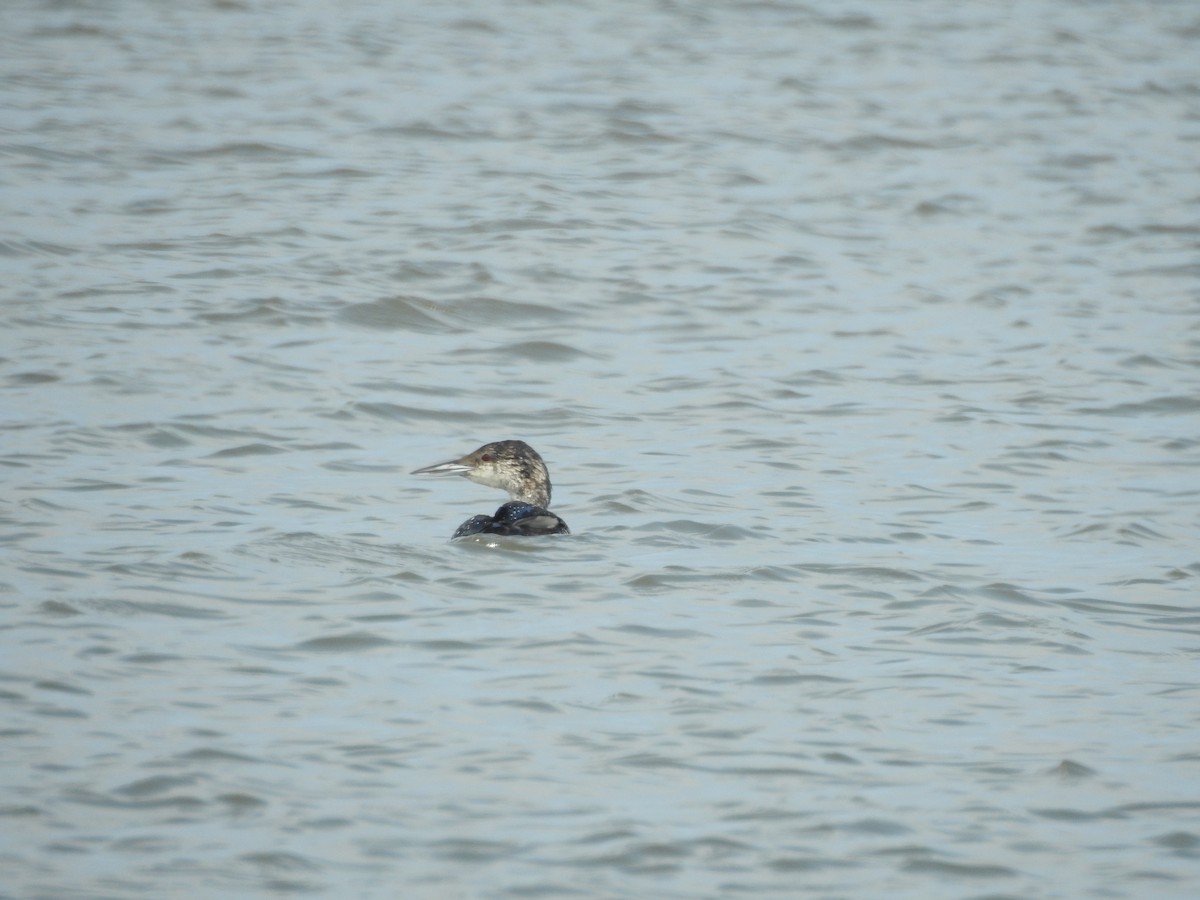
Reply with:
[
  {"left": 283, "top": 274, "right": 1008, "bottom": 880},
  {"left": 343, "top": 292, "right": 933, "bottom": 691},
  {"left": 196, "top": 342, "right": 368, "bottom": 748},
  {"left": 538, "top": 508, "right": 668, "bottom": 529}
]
[{"left": 4, "top": 0, "right": 1199, "bottom": 897}]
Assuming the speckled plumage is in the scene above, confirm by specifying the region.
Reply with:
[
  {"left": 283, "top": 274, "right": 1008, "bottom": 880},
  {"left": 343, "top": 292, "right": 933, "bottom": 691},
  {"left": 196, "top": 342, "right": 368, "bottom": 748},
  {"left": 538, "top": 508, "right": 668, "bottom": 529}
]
[{"left": 413, "top": 440, "right": 569, "bottom": 538}]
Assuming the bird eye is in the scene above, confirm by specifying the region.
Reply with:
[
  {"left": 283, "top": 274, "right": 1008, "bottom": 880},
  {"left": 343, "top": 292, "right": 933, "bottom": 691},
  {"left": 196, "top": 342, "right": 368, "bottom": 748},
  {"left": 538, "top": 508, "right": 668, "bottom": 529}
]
[{"left": 480, "top": 453, "right": 493, "bottom": 462}]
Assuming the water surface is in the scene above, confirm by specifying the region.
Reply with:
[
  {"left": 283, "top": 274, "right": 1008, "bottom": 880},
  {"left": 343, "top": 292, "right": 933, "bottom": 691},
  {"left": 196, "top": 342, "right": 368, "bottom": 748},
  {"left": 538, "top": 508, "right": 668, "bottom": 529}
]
[{"left": 3, "top": 1, "right": 1199, "bottom": 897}]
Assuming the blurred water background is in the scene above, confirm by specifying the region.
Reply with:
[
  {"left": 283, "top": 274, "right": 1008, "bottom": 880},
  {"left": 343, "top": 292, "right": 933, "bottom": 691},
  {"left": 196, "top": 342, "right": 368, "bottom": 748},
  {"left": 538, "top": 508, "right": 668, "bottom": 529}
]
[{"left": 3, "top": 0, "right": 1199, "bottom": 897}]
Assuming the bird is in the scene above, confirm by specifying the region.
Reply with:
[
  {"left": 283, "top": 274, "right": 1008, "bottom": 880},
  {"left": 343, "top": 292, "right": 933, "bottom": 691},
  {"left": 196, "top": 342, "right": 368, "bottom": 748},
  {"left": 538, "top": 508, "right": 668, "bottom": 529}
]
[{"left": 412, "top": 440, "right": 570, "bottom": 538}]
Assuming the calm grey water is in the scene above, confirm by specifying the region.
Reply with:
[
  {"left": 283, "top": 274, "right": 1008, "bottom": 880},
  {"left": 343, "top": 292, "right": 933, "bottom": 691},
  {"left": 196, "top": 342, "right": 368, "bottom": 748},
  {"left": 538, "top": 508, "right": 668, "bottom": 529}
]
[{"left": 3, "top": 1, "right": 1199, "bottom": 897}]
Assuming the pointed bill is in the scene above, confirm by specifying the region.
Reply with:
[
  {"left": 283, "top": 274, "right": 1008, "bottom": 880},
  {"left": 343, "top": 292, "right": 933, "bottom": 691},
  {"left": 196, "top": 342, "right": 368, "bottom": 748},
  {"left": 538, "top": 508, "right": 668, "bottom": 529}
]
[{"left": 412, "top": 459, "right": 472, "bottom": 477}]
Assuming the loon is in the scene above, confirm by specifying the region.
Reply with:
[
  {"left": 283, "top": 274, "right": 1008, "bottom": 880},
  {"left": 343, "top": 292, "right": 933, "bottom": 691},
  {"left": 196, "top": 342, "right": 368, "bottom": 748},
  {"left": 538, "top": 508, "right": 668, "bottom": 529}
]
[{"left": 412, "top": 440, "right": 570, "bottom": 538}]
